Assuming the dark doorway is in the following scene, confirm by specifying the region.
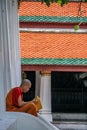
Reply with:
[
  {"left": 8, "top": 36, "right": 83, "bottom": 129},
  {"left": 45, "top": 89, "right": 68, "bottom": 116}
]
[
  {"left": 51, "top": 72, "right": 87, "bottom": 113},
  {"left": 23, "top": 71, "right": 35, "bottom": 102}
]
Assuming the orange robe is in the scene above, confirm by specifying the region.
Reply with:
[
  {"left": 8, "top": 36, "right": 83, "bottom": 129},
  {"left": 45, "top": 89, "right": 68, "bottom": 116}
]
[{"left": 6, "top": 88, "right": 37, "bottom": 117}]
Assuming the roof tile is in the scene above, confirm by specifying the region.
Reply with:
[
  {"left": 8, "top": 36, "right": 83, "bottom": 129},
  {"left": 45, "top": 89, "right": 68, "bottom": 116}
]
[
  {"left": 19, "top": 2, "right": 87, "bottom": 17},
  {"left": 20, "top": 32, "right": 87, "bottom": 59}
]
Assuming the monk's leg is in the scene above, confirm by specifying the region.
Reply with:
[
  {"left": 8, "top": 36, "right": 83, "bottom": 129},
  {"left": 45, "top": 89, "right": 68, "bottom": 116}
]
[
  {"left": 27, "top": 102, "right": 37, "bottom": 117},
  {"left": 15, "top": 102, "right": 37, "bottom": 117}
]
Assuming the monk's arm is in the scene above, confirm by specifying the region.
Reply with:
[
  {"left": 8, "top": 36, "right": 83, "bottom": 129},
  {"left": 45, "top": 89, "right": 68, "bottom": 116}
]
[
  {"left": 18, "top": 95, "right": 29, "bottom": 107},
  {"left": 18, "top": 95, "right": 37, "bottom": 107}
]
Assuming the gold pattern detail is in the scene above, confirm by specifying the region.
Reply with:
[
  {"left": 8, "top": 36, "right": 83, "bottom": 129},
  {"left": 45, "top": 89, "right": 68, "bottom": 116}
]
[{"left": 40, "top": 71, "right": 51, "bottom": 76}]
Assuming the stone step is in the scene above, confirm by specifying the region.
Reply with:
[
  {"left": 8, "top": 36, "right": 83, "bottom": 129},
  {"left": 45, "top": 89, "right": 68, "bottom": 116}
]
[
  {"left": 52, "top": 121, "right": 87, "bottom": 130},
  {"left": 52, "top": 113, "right": 87, "bottom": 130},
  {"left": 53, "top": 113, "right": 87, "bottom": 121}
]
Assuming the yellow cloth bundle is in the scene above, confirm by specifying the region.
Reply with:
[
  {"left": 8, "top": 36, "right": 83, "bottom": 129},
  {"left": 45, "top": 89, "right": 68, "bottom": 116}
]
[{"left": 35, "top": 96, "right": 42, "bottom": 111}]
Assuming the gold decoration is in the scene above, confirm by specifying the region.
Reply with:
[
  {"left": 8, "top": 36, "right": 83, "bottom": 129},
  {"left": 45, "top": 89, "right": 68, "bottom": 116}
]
[{"left": 40, "top": 71, "right": 51, "bottom": 76}]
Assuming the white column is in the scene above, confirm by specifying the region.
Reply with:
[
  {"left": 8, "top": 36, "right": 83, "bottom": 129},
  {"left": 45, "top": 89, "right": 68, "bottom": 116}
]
[
  {"left": 0, "top": 0, "right": 21, "bottom": 112},
  {"left": 1, "top": 0, "right": 21, "bottom": 95},
  {"left": 39, "top": 71, "right": 52, "bottom": 122},
  {"left": 0, "top": 7, "right": 5, "bottom": 111}
]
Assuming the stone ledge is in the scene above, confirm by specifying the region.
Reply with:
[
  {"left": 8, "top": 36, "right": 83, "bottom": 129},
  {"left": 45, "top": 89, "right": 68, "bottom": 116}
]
[{"left": 0, "top": 112, "right": 59, "bottom": 130}]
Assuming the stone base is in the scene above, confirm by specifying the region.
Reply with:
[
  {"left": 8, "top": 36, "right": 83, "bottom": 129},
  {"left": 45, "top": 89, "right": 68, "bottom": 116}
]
[
  {"left": 39, "top": 112, "right": 52, "bottom": 122},
  {"left": 0, "top": 112, "right": 58, "bottom": 130}
]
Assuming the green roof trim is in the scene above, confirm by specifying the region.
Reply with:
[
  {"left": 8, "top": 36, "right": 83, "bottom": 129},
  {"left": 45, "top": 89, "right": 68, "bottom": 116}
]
[
  {"left": 21, "top": 58, "right": 87, "bottom": 65},
  {"left": 19, "top": 16, "right": 87, "bottom": 23}
]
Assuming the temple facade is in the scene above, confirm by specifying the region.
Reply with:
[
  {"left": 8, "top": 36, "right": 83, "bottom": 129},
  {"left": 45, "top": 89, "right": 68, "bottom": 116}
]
[{"left": 19, "top": 1, "right": 87, "bottom": 121}]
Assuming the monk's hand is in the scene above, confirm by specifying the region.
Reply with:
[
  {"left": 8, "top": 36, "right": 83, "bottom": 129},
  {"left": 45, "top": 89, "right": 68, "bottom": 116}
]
[{"left": 32, "top": 98, "right": 38, "bottom": 104}]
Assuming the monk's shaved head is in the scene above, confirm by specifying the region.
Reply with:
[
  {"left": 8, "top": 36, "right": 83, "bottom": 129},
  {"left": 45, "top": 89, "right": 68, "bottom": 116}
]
[
  {"left": 20, "top": 79, "right": 32, "bottom": 93},
  {"left": 21, "top": 79, "right": 31, "bottom": 86}
]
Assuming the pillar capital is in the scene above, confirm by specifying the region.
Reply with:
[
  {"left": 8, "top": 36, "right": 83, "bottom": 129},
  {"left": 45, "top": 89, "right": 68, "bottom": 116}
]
[{"left": 40, "top": 71, "right": 51, "bottom": 76}]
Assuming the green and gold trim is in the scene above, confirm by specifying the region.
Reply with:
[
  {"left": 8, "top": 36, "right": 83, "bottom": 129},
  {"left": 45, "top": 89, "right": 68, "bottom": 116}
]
[
  {"left": 19, "top": 16, "right": 87, "bottom": 23},
  {"left": 21, "top": 58, "right": 87, "bottom": 65}
]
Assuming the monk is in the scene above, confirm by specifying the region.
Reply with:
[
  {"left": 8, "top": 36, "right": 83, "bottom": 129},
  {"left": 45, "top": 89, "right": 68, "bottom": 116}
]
[{"left": 6, "top": 79, "right": 37, "bottom": 117}]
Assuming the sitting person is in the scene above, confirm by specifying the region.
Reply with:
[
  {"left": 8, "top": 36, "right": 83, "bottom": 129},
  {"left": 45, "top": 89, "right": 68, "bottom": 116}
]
[{"left": 6, "top": 79, "right": 37, "bottom": 117}]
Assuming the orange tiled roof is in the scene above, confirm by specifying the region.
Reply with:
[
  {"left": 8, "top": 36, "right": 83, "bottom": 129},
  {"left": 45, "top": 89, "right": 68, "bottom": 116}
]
[
  {"left": 19, "top": 2, "right": 87, "bottom": 17},
  {"left": 19, "top": 2, "right": 87, "bottom": 61},
  {"left": 20, "top": 32, "right": 87, "bottom": 59}
]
